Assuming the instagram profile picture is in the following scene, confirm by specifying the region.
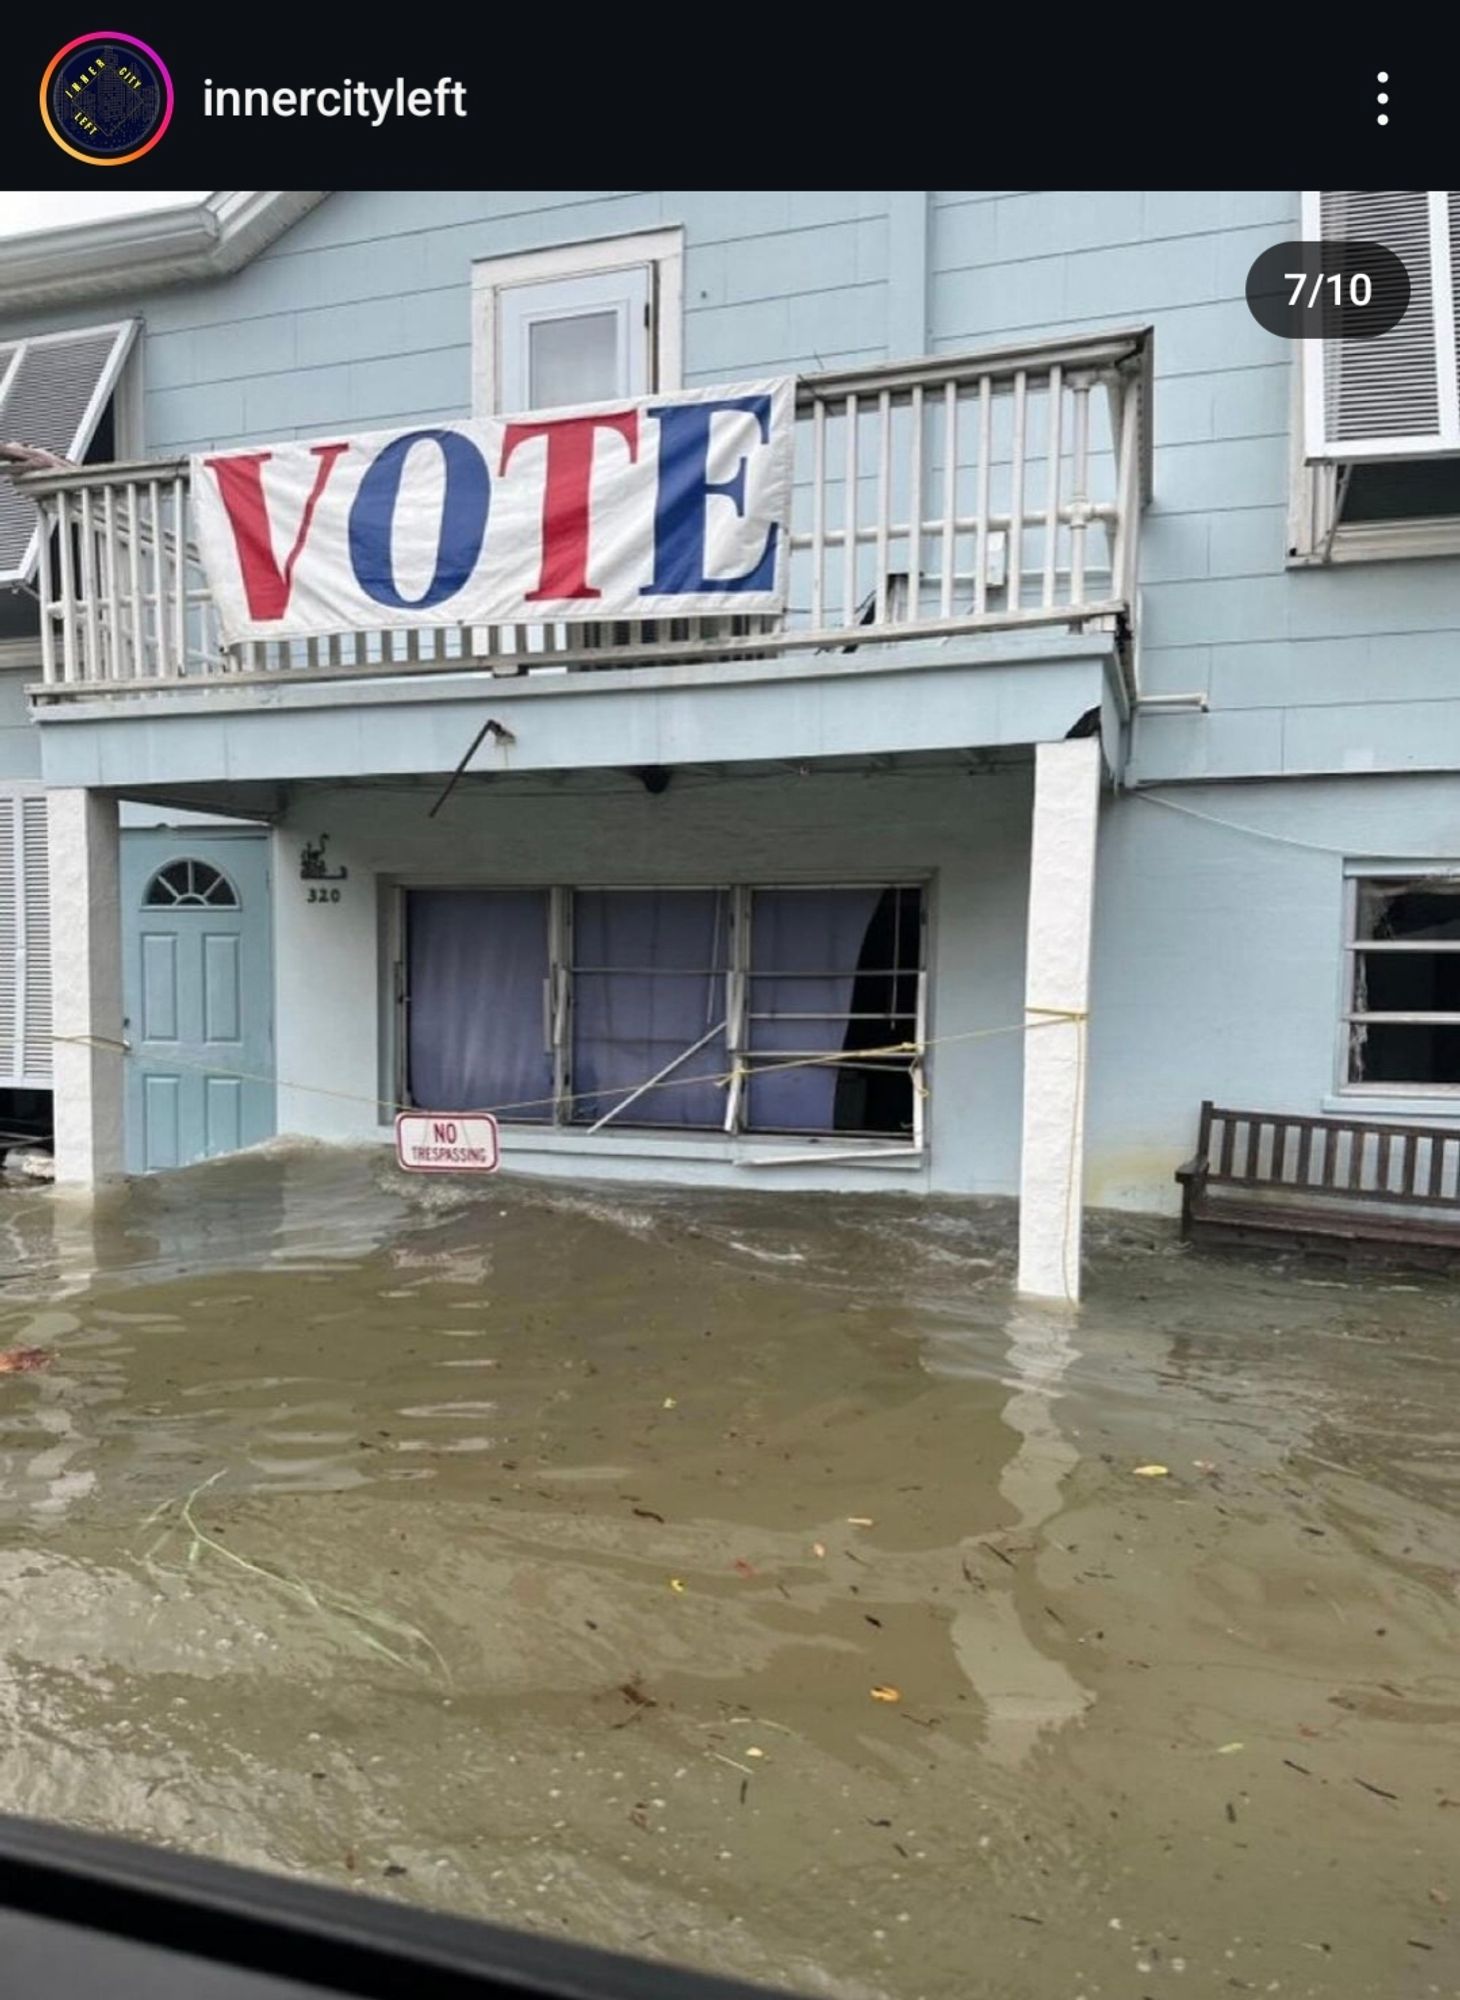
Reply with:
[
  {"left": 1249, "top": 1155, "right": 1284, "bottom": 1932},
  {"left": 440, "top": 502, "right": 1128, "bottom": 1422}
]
[{"left": 40, "top": 32, "right": 173, "bottom": 164}]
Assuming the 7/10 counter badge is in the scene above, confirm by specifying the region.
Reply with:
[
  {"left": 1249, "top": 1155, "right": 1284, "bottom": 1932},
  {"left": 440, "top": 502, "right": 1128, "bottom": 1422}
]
[{"left": 41, "top": 33, "right": 173, "bottom": 164}]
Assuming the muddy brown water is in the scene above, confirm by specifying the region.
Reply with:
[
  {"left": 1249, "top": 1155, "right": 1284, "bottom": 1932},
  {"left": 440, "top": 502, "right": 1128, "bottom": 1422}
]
[{"left": 0, "top": 1146, "right": 1456, "bottom": 1999}]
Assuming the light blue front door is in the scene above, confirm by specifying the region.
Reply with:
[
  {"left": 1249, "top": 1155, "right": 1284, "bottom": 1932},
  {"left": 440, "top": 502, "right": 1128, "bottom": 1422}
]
[{"left": 121, "top": 832, "right": 275, "bottom": 1172}]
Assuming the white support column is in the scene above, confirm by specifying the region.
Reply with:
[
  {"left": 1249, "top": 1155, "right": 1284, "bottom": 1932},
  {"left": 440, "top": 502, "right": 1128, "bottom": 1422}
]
[
  {"left": 49, "top": 789, "right": 124, "bottom": 1187},
  {"left": 1018, "top": 737, "right": 1101, "bottom": 1303}
]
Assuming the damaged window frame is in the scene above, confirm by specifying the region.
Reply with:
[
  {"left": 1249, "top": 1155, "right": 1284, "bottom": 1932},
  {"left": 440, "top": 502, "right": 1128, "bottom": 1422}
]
[
  {"left": 1341, "top": 864, "right": 1460, "bottom": 1095},
  {"left": 394, "top": 880, "right": 929, "bottom": 1162}
]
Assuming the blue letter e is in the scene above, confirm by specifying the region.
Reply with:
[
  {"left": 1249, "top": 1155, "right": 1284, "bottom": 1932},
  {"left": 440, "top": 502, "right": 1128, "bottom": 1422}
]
[{"left": 643, "top": 395, "right": 778, "bottom": 597}]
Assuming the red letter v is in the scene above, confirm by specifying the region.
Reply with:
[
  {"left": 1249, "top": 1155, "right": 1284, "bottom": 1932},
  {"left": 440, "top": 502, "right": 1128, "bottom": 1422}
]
[{"left": 202, "top": 443, "right": 350, "bottom": 620}]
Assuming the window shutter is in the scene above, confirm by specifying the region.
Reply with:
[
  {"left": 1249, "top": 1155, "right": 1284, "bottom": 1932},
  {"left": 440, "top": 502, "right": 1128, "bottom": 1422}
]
[
  {"left": 0, "top": 792, "right": 52, "bottom": 1087},
  {"left": 0, "top": 797, "right": 17, "bottom": 1085},
  {"left": 0, "top": 320, "right": 137, "bottom": 585},
  {"left": 1305, "top": 192, "right": 1460, "bottom": 459},
  {"left": 20, "top": 798, "right": 51, "bottom": 1085}
]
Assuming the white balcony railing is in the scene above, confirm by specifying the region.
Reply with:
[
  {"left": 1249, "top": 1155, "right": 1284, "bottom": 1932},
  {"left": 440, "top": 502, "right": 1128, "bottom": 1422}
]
[{"left": 20, "top": 328, "right": 1151, "bottom": 703}]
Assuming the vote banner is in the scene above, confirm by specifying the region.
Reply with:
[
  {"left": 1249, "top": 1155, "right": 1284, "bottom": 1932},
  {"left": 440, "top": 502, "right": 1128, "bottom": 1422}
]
[{"left": 193, "top": 379, "right": 795, "bottom": 644}]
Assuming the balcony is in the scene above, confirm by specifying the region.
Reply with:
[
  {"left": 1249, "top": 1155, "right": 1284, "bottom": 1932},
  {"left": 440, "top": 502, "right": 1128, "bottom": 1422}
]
[{"left": 20, "top": 328, "right": 1151, "bottom": 707}]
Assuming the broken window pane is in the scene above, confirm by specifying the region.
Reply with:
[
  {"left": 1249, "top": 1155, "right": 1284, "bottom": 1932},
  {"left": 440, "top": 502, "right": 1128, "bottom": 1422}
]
[
  {"left": 1349, "top": 874, "right": 1460, "bottom": 1086},
  {"left": 747, "top": 886, "right": 922, "bottom": 1136},
  {"left": 570, "top": 891, "right": 729, "bottom": 1129},
  {"left": 1356, "top": 878, "right": 1460, "bottom": 942},
  {"left": 407, "top": 889, "right": 552, "bottom": 1119}
]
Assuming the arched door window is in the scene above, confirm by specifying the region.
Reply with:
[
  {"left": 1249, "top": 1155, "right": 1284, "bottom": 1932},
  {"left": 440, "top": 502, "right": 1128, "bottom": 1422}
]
[{"left": 142, "top": 858, "right": 240, "bottom": 909}]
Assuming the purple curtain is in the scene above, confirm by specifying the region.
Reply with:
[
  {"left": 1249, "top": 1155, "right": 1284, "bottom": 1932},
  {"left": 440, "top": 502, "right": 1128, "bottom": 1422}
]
[
  {"left": 407, "top": 890, "right": 552, "bottom": 1121},
  {"left": 747, "top": 887, "right": 883, "bottom": 1131},
  {"left": 571, "top": 890, "right": 728, "bottom": 1127}
]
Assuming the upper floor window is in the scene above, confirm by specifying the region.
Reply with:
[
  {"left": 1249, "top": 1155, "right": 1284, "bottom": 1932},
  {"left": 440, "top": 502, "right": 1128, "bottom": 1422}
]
[
  {"left": 1292, "top": 192, "right": 1460, "bottom": 564},
  {"left": 0, "top": 320, "right": 138, "bottom": 588},
  {"left": 470, "top": 228, "right": 683, "bottom": 417}
]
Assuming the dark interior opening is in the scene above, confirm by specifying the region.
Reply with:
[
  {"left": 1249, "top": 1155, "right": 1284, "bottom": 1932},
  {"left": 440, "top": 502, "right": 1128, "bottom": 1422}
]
[
  {"left": 0, "top": 1087, "right": 54, "bottom": 1153},
  {"left": 832, "top": 887, "right": 921, "bottom": 1135},
  {"left": 1341, "top": 458, "right": 1460, "bottom": 523}
]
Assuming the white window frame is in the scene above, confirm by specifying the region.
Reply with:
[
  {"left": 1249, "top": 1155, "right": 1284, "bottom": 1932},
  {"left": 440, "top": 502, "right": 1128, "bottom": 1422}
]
[
  {"left": 1338, "top": 861, "right": 1460, "bottom": 1099},
  {"left": 1292, "top": 192, "right": 1460, "bottom": 564},
  {"left": 391, "top": 876, "right": 928, "bottom": 1162},
  {"left": 471, "top": 228, "right": 684, "bottom": 419}
]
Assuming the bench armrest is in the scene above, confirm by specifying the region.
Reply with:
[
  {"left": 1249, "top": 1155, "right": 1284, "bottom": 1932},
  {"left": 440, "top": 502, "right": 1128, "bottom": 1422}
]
[{"left": 1174, "top": 1155, "right": 1208, "bottom": 1186}]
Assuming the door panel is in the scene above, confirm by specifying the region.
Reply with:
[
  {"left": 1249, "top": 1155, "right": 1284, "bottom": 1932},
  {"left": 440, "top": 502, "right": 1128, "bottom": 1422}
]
[
  {"left": 203, "top": 933, "right": 241, "bottom": 1043},
  {"left": 122, "top": 833, "right": 274, "bottom": 1173},
  {"left": 142, "top": 1074, "right": 181, "bottom": 1170},
  {"left": 205, "top": 1074, "right": 243, "bottom": 1155},
  {"left": 140, "top": 932, "right": 179, "bottom": 1041}
]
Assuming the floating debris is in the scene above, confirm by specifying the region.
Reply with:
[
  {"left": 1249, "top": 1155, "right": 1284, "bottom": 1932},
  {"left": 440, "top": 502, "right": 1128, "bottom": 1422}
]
[
  {"left": 1132, "top": 1464, "right": 1170, "bottom": 1479},
  {"left": 668, "top": 1577, "right": 686, "bottom": 1594},
  {"left": 870, "top": 1685, "right": 901, "bottom": 1703},
  {"left": 0, "top": 1347, "right": 53, "bottom": 1375}
]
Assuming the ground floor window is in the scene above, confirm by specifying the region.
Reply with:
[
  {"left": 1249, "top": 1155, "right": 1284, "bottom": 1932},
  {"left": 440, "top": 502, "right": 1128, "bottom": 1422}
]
[
  {"left": 1345, "top": 870, "right": 1460, "bottom": 1089},
  {"left": 403, "top": 883, "right": 926, "bottom": 1141},
  {"left": 407, "top": 889, "right": 553, "bottom": 1120}
]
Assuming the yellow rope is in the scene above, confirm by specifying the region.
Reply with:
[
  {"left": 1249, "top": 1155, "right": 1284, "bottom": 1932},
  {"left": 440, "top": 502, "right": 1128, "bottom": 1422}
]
[{"left": 51, "top": 1009, "right": 1089, "bottom": 1126}]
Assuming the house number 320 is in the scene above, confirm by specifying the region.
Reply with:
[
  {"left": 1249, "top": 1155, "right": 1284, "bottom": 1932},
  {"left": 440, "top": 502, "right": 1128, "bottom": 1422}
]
[{"left": 306, "top": 886, "right": 341, "bottom": 904}]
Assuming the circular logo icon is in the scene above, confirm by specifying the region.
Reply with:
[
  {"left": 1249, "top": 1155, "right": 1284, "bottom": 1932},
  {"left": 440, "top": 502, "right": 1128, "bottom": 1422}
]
[{"left": 40, "top": 32, "right": 173, "bottom": 165}]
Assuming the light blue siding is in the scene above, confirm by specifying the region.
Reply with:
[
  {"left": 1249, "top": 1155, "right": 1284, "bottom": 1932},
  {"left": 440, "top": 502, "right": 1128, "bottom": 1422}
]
[
  {"left": 928, "top": 189, "right": 1460, "bottom": 783},
  {"left": 0, "top": 670, "right": 42, "bottom": 780}
]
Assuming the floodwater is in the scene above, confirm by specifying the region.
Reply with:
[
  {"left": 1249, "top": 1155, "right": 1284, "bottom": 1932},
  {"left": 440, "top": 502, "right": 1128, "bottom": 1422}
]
[{"left": 0, "top": 1149, "right": 1456, "bottom": 2000}]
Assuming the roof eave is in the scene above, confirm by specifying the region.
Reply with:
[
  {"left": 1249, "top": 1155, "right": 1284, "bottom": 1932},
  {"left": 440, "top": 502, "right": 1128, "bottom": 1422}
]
[{"left": 0, "top": 191, "right": 328, "bottom": 309}]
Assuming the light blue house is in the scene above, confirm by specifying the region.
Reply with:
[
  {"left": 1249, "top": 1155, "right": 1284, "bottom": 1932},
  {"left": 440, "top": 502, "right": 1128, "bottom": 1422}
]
[{"left": 2, "top": 188, "right": 1458, "bottom": 1300}]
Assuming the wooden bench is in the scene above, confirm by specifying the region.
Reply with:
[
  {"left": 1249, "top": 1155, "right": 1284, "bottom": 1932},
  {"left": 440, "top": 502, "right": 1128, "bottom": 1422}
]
[{"left": 1176, "top": 1101, "right": 1460, "bottom": 1263}]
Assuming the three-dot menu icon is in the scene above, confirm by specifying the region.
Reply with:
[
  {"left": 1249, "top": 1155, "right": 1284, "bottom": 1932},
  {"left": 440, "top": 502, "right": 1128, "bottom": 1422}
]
[{"left": 1377, "top": 72, "right": 1389, "bottom": 125}]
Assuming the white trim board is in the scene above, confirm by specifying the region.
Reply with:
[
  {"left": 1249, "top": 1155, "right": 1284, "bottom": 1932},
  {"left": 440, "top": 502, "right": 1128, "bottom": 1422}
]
[{"left": 0, "top": 192, "right": 326, "bottom": 311}]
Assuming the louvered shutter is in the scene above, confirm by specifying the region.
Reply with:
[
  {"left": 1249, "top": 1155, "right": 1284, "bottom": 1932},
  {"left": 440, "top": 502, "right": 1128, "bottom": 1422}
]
[
  {"left": 0, "top": 791, "right": 52, "bottom": 1087},
  {"left": 1304, "top": 191, "right": 1460, "bottom": 459},
  {"left": 0, "top": 321, "right": 137, "bottom": 584},
  {"left": 20, "top": 798, "right": 50, "bottom": 1084},
  {"left": 0, "top": 797, "right": 17, "bottom": 1084}
]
